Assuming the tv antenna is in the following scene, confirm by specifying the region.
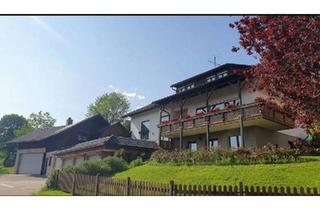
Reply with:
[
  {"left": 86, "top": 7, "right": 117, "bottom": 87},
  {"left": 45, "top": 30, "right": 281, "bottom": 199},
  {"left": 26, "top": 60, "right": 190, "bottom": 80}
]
[{"left": 208, "top": 56, "right": 219, "bottom": 67}]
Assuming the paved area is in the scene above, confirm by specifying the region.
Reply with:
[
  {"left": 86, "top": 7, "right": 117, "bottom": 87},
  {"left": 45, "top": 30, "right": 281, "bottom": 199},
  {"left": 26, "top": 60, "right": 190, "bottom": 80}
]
[{"left": 0, "top": 174, "right": 46, "bottom": 195}]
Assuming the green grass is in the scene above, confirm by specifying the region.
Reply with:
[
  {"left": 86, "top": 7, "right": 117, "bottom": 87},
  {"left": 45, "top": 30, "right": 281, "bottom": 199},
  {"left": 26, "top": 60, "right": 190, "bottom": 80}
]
[
  {"left": 34, "top": 188, "right": 70, "bottom": 196},
  {"left": 114, "top": 156, "right": 320, "bottom": 188},
  {"left": 0, "top": 157, "right": 14, "bottom": 174}
]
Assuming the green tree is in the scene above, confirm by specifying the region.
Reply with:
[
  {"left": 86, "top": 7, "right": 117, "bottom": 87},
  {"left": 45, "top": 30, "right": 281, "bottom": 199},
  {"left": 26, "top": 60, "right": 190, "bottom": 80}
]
[
  {"left": 14, "top": 123, "right": 34, "bottom": 137},
  {"left": 28, "top": 111, "right": 56, "bottom": 129},
  {"left": 87, "top": 92, "right": 130, "bottom": 123},
  {"left": 0, "top": 114, "right": 27, "bottom": 148},
  {"left": 122, "top": 119, "right": 131, "bottom": 131}
]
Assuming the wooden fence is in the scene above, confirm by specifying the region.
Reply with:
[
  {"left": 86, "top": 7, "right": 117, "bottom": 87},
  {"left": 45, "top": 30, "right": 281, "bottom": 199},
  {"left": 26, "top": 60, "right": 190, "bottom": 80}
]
[{"left": 56, "top": 171, "right": 320, "bottom": 196}]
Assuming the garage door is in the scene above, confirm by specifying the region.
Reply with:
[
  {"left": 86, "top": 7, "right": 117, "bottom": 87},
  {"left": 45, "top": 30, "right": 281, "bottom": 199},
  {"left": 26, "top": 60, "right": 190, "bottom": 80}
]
[{"left": 18, "top": 153, "right": 44, "bottom": 175}]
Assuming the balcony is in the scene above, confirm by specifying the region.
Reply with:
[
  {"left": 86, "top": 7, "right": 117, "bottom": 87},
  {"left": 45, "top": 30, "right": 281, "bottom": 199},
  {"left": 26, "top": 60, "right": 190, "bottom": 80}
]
[{"left": 159, "top": 102, "right": 295, "bottom": 138}]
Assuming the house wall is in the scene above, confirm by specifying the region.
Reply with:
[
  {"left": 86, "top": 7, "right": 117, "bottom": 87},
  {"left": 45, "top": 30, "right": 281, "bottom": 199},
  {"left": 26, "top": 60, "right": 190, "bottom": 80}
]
[
  {"left": 170, "top": 126, "right": 293, "bottom": 150},
  {"left": 130, "top": 109, "right": 160, "bottom": 141}
]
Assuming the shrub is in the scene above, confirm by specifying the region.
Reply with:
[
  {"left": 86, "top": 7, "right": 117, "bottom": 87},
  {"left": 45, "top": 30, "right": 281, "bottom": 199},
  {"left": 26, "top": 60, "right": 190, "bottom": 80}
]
[
  {"left": 129, "top": 157, "right": 145, "bottom": 168},
  {"left": 46, "top": 170, "right": 59, "bottom": 189},
  {"left": 150, "top": 145, "right": 302, "bottom": 165},
  {"left": 62, "top": 156, "right": 128, "bottom": 176}
]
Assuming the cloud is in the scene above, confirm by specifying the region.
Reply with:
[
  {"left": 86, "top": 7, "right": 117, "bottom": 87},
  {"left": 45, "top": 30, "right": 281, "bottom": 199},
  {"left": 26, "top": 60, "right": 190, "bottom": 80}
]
[
  {"left": 108, "top": 85, "right": 145, "bottom": 100},
  {"left": 29, "top": 16, "right": 67, "bottom": 44},
  {"left": 137, "top": 95, "right": 146, "bottom": 100},
  {"left": 122, "top": 91, "right": 137, "bottom": 98},
  {"left": 122, "top": 91, "right": 146, "bottom": 100}
]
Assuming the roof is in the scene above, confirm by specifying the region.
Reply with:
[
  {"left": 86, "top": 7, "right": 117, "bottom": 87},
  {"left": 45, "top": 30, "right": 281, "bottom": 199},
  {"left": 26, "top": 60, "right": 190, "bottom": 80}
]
[
  {"left": 8, "top": 126, "right": 66, "bottom": 144},
  {"left": 170, "top": 63, "right": 251, "bottom": 88},
  {"left": 122, "top": 103, "right": 158, "bottom": 118},
  {"left": 55, "top": 136, "right": 159, "bottom": 155},
  {"left": 8, "top": 114, "right": 107, "bottom": 144},
  {"left": 153, "top": 71, "right": 242, "bottom": 105}
]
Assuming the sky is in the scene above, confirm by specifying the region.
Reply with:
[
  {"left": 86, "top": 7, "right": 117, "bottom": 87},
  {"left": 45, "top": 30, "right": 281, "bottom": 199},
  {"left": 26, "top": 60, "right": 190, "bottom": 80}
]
[{"left": 0, "top": 16, "right": 257, "bottom": 125}]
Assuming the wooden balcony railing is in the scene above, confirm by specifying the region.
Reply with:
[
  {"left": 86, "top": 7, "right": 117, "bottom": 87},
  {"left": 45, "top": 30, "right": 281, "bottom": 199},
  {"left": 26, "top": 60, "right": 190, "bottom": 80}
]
[{"left": 159, "top": 102, "right": 294, "bottom": 136}]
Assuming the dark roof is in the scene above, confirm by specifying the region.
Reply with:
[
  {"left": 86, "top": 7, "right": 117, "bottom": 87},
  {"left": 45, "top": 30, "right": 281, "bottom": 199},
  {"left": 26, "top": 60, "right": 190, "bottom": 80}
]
[
  {"left": 122, "top": 103, "right": 158, "bottom": 117},
  {"left": 8, "top": 114, "right": 107, "bottom": 144},
  {"left": 8, "top": 126, "right": 66, "bottom": 144},
  {"left": 123, "top": 63, "right": 251, "bottom": 116},
  {"left": 55, "top": 136, "right": 159, "bottom": 155},
  {"left": 153, "top": 71, "right": 243, "bottom": 105},
  {"left": 170, "top": 63, "right": 251, "bottom": 88}
]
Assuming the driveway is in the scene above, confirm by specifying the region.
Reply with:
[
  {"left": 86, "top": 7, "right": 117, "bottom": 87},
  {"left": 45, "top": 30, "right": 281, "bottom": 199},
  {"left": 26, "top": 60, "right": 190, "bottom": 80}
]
[{"left": 0, "top": 174, "right": 46, "bottom": 195}]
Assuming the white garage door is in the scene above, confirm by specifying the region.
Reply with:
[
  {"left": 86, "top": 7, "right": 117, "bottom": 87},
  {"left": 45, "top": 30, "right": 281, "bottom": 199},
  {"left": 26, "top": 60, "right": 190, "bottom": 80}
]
[{"left": 18, "top": 153, "right": 44, "bottom": 175}]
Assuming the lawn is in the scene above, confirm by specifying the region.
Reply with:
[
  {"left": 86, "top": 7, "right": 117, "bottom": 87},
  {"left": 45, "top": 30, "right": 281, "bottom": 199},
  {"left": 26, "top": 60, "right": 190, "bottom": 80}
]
[
  {"left": 0, "top": 151, "right": 14, "bottom": 174},
  {"left": 34, "top": 188, "right": 70, "bottom": 196},
  {"left": 114, "top": 156, "right": 320, "bottom": 188}
]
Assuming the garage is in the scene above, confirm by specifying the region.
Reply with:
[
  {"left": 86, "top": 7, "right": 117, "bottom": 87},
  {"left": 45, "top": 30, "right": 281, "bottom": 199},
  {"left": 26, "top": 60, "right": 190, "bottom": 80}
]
[{"left": 16, "top": 148, "right": 46, "bottom": 175}]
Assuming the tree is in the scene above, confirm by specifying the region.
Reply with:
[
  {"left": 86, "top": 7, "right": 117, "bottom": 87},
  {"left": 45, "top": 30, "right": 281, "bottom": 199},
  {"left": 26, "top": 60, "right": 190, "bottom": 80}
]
[
  {"left": 0, "top": 114, "right": 27, "bottom": 148},
  {"left": 122, "top": 119, "right": 131, "bottom": 131},
  {"left": 87, "top": 92, "right": 130, "bottom": 124},
  {"left": 14, "top": 123, "right": 34, "bottom": 137},
  {"left": 28, "top": 111, "right": 56, "bottom": 129},
  {"left": 230, "top": 16, "right": 320, "bottom": 136}
]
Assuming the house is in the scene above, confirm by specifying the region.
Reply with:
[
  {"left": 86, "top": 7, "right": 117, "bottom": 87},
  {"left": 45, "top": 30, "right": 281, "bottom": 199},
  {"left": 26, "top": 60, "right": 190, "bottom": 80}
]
[
  {"left": 51, "top": 136, "right": 158, "bottom": 172},
  {"left": 124, "top": 63, "right": 297, "bottom": 151},
  {"left": 7, "top": 114, "right": 155, "bottom": 176}
]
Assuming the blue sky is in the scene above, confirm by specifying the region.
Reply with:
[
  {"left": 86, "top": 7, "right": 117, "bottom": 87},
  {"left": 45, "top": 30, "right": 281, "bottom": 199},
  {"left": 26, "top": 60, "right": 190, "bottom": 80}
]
[{"left": 0, "top": 16, "right": 257, "bottom": 125}]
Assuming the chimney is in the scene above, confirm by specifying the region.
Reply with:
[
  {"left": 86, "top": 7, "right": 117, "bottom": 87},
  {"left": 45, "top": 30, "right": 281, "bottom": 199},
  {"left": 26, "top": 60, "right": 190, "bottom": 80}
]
[{"left": 66, "top": 117, "right": 73, "bottom": 126}]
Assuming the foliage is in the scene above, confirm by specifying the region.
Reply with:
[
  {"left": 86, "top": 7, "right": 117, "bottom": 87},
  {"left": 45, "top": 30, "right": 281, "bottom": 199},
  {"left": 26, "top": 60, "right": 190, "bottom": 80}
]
[
  {"left": 14, "top": 123, "right": 34, "bottom": 137},
  {"left": 114, "top": 156, "right": 320, "bottom": 187},
  {"left": 129, "top": 157, "right": 145, "bottom": 168},
  {"left": 230, "top": 16, "right": 320, "bottom": 134},
  {"left": 0, "top": 114, "right": 27, "bottom": 148},
  {"left": 87, "top": 92, "right": 130, "bottom": 124},
  {"left": 122, "top": 119, "right": 131, "bottom": 131},
  {"left": 28, "top": 111, "right": 56, "bottom": 129},
  {"left": 62, "top": 156, "right": 128, "bottom": 176},
  {"left": 150, "top": 145, "right": 302, "bottom": 165},
  {"left": 0, "top": 150, "right": 14, "bottom": 174},
  {"left": 46, "top": 170, "right": 60, "bottom": 189}
]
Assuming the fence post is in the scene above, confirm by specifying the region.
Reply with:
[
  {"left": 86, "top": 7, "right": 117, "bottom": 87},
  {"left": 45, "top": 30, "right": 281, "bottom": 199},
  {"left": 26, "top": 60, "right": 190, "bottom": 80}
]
[
  {"left": 169, "top": 180, "right": 175, "bottom": 196},
  {"left": 95, "top": 174, "right": 100, "bottom": 196},
  {"left": 126, "top": 177, "right": 131, "bottom": 196},
  {"left": 71, "top": 173, "right": 76, "bottom": 196},
  {"left": 239, "top": 182, "right": 244, "bottom": 196}
]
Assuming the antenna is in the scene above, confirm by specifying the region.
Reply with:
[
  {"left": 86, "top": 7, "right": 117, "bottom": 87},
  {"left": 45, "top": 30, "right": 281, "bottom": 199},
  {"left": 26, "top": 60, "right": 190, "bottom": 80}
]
[{"left": 208, "top": 56, "right": 219, "bottom": 67}]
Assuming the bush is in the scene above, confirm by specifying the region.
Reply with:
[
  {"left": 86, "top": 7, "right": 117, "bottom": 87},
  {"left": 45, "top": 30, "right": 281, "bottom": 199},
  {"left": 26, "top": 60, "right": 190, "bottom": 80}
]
[
  {"left": 150, "top": 145, "right": 303, "bottom": 165},
  {"left": 62, "top": 156, "right": 128, "bottom": 176},
  {"left": 129, "top": 157, "right": 145, "bottom": 168},
  {"left": 46, "top": 170, "right": 59, "bottom": 189}
]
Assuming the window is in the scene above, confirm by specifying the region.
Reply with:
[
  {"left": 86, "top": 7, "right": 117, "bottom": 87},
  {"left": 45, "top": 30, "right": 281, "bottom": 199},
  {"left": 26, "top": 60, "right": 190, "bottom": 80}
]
[
  {"left": 186, "top": 83, "right": 195, "bottom": 90},
  {"left": 48, "top": 157, "right": 52, "bottom": 166},
  {"left": 188, "top": 141, "right": 197, "bottom": 152},
  {"left": 209, "top": 138, "right": 219, "bottom": 148},
  {"left": 140, "top": 120, "right": 150, "bottom": 140},
  {"left": 229, "top": 136, "right": 242, "bottom": 148},
  {"left": 160, "top": 114, "right": 170, "bottom": 123},
  {"left": 207, "top": 75, "right": 216, "bottom": 83},
  {"left": 196, "top": 106, "right": 207, "bottom": 114},
  {"left": 78, "top": 134, "right": 88, "bottom": 142}
]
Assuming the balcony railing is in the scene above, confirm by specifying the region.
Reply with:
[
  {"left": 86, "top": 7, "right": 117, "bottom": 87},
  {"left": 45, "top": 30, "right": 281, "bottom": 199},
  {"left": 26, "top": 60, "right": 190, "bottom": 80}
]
[{"left": 159, "top": 102, "right": 294, "bottom": 136}]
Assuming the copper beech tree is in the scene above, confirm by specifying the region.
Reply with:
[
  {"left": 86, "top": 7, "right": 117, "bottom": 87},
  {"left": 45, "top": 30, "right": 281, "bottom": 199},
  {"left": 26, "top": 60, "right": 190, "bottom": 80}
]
[{"left": 230, "top": 16, "right": 320, "bottom": 137}]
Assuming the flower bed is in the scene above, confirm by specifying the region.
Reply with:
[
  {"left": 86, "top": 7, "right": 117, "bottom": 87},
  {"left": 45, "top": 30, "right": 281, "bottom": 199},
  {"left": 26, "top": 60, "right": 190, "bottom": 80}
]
[{"left": 150, "top": 144, "right": 305, "bottom": 165}]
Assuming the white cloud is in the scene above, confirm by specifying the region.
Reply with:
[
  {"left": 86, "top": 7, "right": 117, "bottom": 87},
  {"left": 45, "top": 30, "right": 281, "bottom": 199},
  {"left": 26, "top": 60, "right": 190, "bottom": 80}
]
[
  {"left": 29, "top": 16, "right": 67, "bottom": 44},
  {"left": 122, "top": 91, "right": 137, "bottom": 98},
  {"left": 107, "top": 85, "right": 145, "bottom": 100},
  {"left": 137, "top": 95, "right": 146, "bottom": 100}
]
